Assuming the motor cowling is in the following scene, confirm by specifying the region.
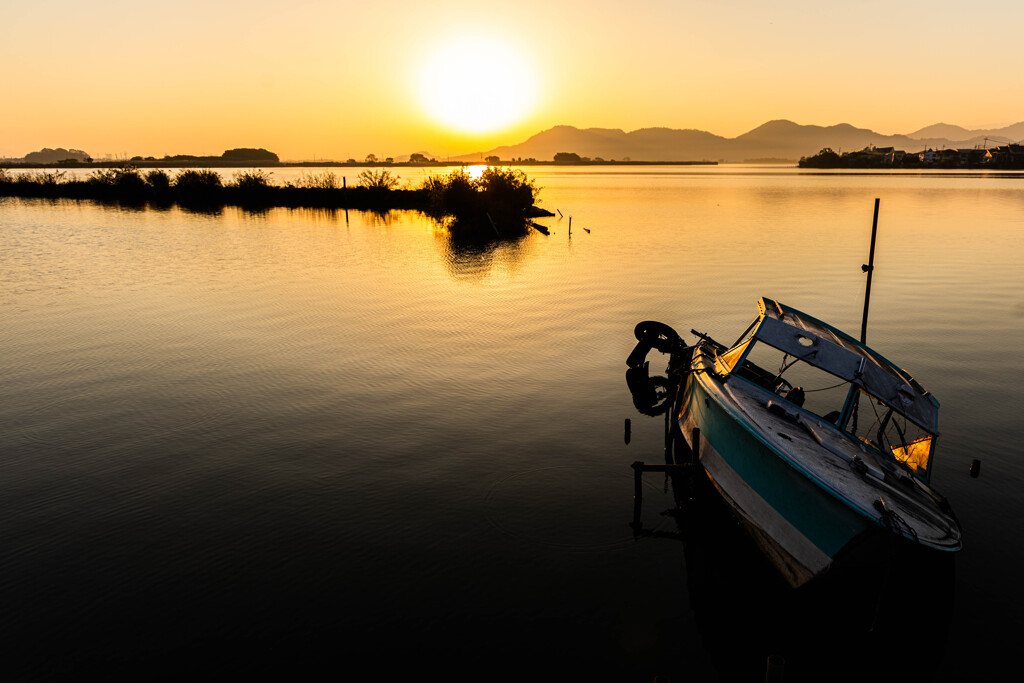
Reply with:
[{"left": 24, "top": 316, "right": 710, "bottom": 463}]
[{"left": 626, "top": 320, "right": 687, "bottom": 370}]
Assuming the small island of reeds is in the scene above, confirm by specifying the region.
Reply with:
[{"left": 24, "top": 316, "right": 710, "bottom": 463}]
[{"left": 0, "top": 166, "right": 549, "bottom": 237}]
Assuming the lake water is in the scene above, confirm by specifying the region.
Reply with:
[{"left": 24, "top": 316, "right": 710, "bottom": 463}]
[{"left": 2, "top": 166, "right": 1021, "bottom": 680}]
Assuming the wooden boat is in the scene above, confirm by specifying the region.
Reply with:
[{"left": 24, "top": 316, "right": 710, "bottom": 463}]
[{"left": 630, "top": 298, "right": 962, "bottom": 587}]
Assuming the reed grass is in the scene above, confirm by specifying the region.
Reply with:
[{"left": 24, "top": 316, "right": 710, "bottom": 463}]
[
  {"left": 357, "top": 169, "right": 399, "bottom": 190},
  {"left": 292, "top": 171, "right": 340, "bottom": 189},
  {"left": 0, "top": 166, "right": 542, "bottom": 236},
  {"left": 89, "top": 166, "right": 146, "bottom": 190},
  {"left": 145, "top": 169, "right": 170, "bottom": 189},
  {"left": 423, "top": 166, "right": 538, "bottom": 236},
  {"left": 232, "top": 169, "right": 274, "bottom": 190},
  {"left": 174, "top": 169, "right": 222, "bottom": 190}
]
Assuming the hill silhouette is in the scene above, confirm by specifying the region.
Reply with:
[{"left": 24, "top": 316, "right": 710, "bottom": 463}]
[
  {"left": 906, "top": 122, "right": 1024, "bottom": 145},
  {"left": 476, "top": 125, "right": 729, "bottom": 162},
  {"left": 23, "top": 147, "right": 91, "bottom": 163},
  {"left": 457, "top": 120, "right": 1024, "bottom": 163}
]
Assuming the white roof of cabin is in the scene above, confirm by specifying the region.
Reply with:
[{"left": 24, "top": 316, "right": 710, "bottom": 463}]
[{"left": 755, "top": 297, "right": 939, "bottom": 433}]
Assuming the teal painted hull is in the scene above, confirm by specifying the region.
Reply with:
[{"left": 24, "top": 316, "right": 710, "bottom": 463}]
[{"left": 680, "top": 372, "right": 872, "bottom": 586}]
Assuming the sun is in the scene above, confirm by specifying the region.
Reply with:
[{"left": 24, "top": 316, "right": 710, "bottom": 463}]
[{"left": 418, "top": 38, "right": 536, "bottom": 134}]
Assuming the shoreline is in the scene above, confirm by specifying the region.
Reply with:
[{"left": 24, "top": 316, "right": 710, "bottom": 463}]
[
  {"left": 0, "top": 182, "right": 430, "bottom": 212},
  {"left": 0, "top": 159, "right": 720, "bottom": 170}
]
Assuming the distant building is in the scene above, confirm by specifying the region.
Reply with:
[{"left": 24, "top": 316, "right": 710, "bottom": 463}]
[
  {"left": 957, "top": 149, "right": 986, "bottom": 166},
  {"left": 938, "top": 149, "right": 960, "bottom": 165},
  {"left": 985, "top": 144, "right": 1024, "bottom": 168},
  {"left": 874, "top": 147, "right": 906, "bottom": 165}
]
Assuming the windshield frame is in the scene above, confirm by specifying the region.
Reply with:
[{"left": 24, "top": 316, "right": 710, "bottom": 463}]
[{"left": 716, "top": 312, "right": 937, "bottom": 482}]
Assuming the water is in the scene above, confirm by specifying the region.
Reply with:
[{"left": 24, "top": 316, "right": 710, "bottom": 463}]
[{"left": 1, "top": 166, "right": 1022, "bottom": 680}]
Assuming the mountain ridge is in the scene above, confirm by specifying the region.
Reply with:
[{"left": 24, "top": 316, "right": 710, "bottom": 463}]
[{"left": 453, "top": 120, "right": 1024, "bottom": 162}]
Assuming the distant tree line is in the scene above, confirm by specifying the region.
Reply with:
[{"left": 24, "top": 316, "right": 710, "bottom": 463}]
[
  {"left": 799, "top": 145, "right": 1024, "bottom": 169},
  {"left": 139, "top": 148, "right": 280, "bottom": 163},
  {"left": 7, "top": 147, "right": 716, "bottom": 168}
]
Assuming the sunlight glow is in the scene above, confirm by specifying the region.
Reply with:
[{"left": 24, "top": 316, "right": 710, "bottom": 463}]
[{"left": 418, "top": 38, "right": 535, "bottom": 134}]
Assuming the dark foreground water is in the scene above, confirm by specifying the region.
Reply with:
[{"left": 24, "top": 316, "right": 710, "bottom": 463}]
[{"left": 2, "top": 166, "right": 1022, "bottom": 680}]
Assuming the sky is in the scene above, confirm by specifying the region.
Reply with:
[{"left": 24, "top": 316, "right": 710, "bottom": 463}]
[{"left": 2, "top": 0, "right": 1023, "bottom": 160}]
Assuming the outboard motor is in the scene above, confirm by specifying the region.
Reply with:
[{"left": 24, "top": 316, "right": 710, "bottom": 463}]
[
  {"left": 626, "top": 320, "right": 690, "bottom": 417},
  {"left": 626, "top": 321, "right": 687, "bottom": 370},
  {"left": 626, "top": 363, "right": 673, "bottom": 416}
]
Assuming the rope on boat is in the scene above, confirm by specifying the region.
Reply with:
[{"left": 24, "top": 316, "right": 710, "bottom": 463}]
[
  {"left": 873, "top": 496, "right": 919, "bottom": 543},
  {"left": 802, "top": 378, "right": 850, "bottom": 393}
]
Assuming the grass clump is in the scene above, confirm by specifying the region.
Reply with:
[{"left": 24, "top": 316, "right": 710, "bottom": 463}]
[
  {"left": 145, "top": 169, "right": 170, "bottom": 189},
  {"left": 295, "top": 171, "right": 340, "bottom": 189},
  {"left": 358, "top": 169, "right": 399, "bottom": 190},
  {"left": 0, "top": 169, "right": 69, "bottom": 186},
  {"left": 424, "top": 169, "right": 476, "bottom": 214},
  {"left": 174, "top": 169, "right": 222, "bottom": 191},
  {"left": 425, "top": 167, "right": 538, "bottom": 235},
  {"left": 26, "top": 170, "right": 67, "bottom": 185},
  {"left": 477, "top": 167, "right": 537, "bottom": 215},
  {"left": 89, "top": 165, "right": 146, "bottom": 191},
  {"left": 232, "top": 169, "right": 274, "bottom": 190}
]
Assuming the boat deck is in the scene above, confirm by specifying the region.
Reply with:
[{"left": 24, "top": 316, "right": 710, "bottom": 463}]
[{"left": 709, "top": 371, "right": 960, "bottom": 550}]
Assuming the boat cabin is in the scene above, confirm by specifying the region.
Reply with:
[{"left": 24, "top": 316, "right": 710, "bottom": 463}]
[{"left": 712, "top": 298, "right": 940, "bottom": 483}]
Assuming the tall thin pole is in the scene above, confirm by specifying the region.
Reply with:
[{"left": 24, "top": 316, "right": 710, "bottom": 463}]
[{"left": 860, "top": 198, "right": 880, "bottom": 344}]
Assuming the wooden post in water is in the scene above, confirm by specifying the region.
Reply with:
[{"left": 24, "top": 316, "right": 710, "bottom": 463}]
[
  {"left": 632, "top": 461, "right": 644, "bottom": 533},
  {"left": 860, "top": 198, "right": 880, "bottom": 344}
]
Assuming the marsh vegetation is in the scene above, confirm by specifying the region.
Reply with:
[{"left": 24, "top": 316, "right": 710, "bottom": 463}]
[{"left": 0, "top": 165, "right": 543, "bottom": 236}]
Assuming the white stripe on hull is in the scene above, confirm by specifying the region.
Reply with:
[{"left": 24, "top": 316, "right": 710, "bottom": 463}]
[{"left": 683, "top": 414, "right": 833, "bottom": 587}]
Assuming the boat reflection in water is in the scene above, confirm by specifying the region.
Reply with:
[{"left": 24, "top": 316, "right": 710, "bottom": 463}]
[{"left": 626, "top": 344, "right": 956, "bottom": 682}]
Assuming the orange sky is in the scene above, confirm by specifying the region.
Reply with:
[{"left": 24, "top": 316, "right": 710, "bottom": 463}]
[{"left": 2, "top": 0, "right": 1023, "bottom": 160}]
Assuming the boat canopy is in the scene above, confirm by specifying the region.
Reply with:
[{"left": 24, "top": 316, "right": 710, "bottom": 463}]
[{"left": 754, "top": 297, "right": 939, "bottom": 434}]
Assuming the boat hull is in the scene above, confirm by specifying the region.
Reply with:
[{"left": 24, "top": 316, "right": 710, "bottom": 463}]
[{"left": 679, "top": 372, "right": 874, "bottom": 587}]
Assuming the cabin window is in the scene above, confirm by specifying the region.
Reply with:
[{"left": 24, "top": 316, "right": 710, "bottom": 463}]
[
  {"left": 731, "top": 340, "right": 849, "bottom": 423},
  {"left": 717, "top": 318, "right": 760, "bottom": 374},
  {"left": 845, "top": 389, "right": 933, "bottom": 477},
  {"left": 892, "top": 436, "right": 933, "bottom": 475},
  {"left": 730, "top": 317, "right": 760, "bottom": 348},
  {"left": 717, "top": 338, "right": 753, "bottom": 374}
]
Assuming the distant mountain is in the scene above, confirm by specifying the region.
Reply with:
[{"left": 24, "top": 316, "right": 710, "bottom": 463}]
[
  {"left": 458, "top": 120, "right": 1024, "bottom": 163},
  {"left": 908, "top": 121, "right": 1024, "bottom": 144},
  {"left": 23, "top": 147, "right": 91, "bottom": 163},
  {"left": 907, "top": 123, "right": 974, "bottom": 140},
  {"left": 730, "top": 120, "right": 921, "bottom": 160},
  {"left": 394, "top": 151, "right": 438, "bottom": 163},
  {"left": 465, "top": 125, "right": 730, "bottom": 162}
]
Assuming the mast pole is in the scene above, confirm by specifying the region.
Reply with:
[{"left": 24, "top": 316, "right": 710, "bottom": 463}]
[{"left": 860, "top": 198, "right": 880, "bottom": 344}]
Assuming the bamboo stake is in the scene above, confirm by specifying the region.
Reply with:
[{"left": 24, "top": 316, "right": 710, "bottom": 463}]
[{"left": 860, "top": 198, "right": 880, "bottom": 344}]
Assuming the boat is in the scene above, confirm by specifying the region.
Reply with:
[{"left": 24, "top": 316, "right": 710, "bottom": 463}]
[{"left": 627, "top": 297, "right": 962, "bottom": 587}]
